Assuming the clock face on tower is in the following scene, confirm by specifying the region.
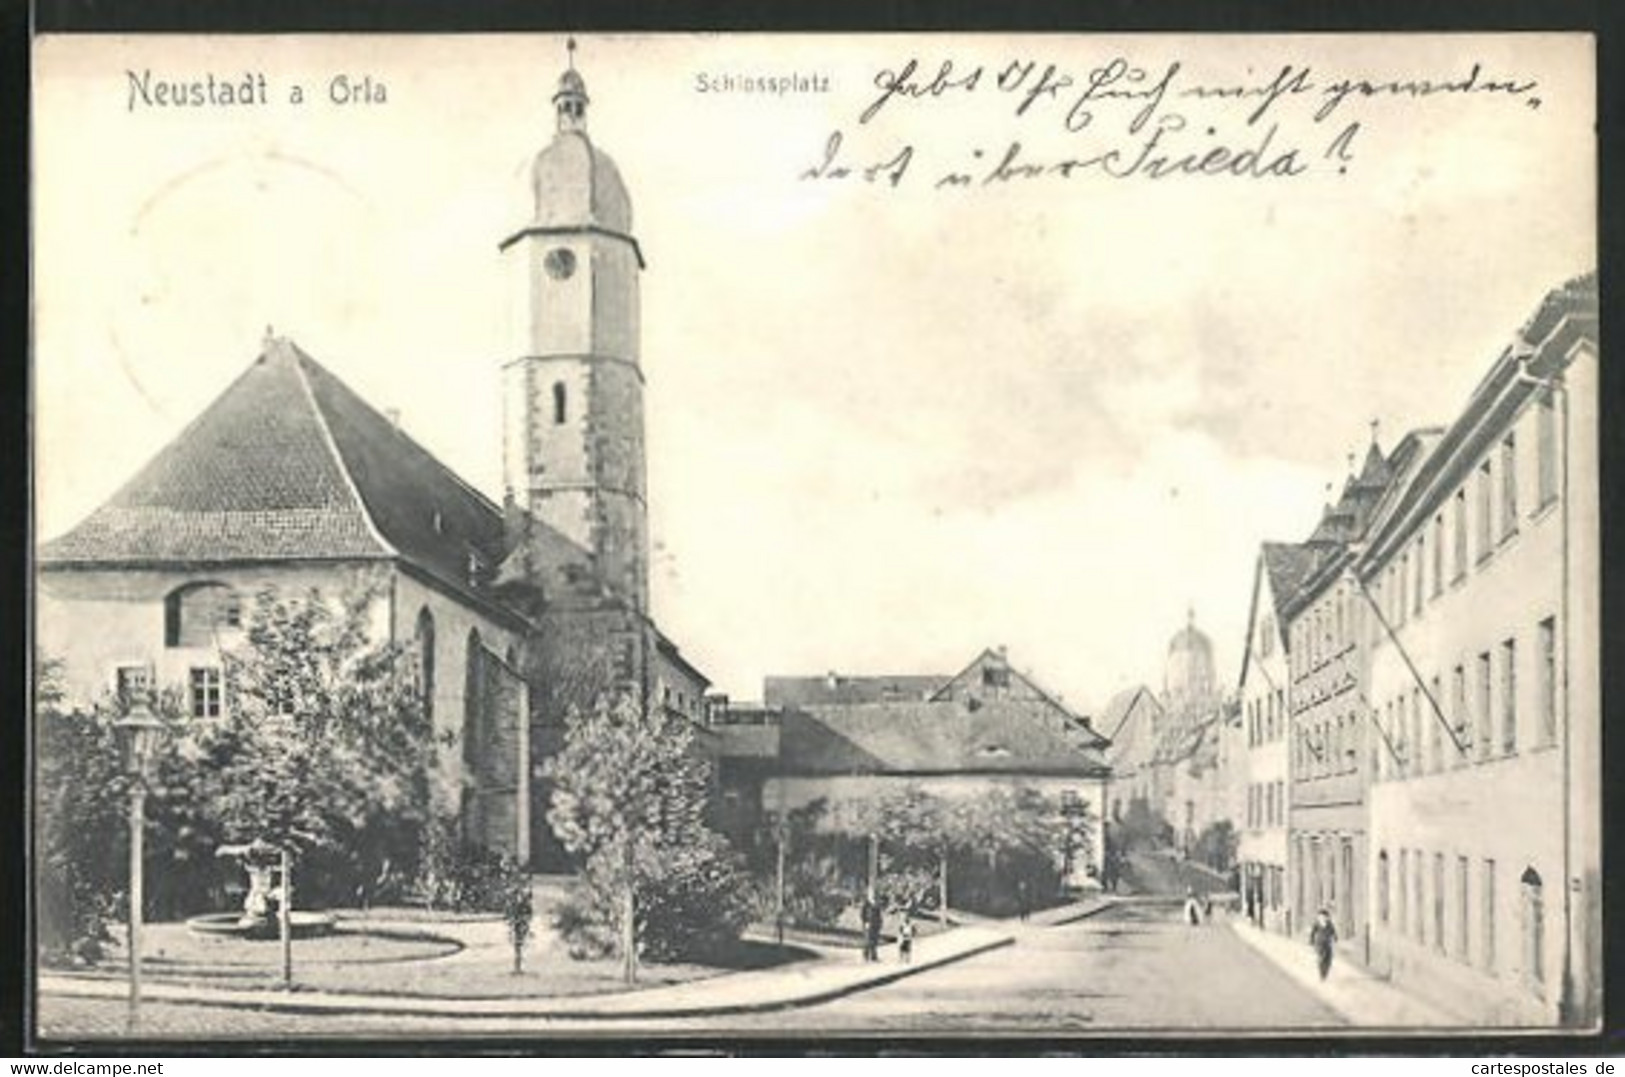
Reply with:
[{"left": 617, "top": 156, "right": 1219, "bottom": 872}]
[{"left": 544, "top": 247, "right": 577, "bottom": 280}]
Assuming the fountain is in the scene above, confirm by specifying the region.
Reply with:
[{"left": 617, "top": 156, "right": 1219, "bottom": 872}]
[{"left": 187, "top": 839, "right": 336, "bottom": 939}]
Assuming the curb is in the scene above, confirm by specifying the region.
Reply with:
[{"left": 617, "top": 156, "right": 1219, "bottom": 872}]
[
  {"left": 40, "top": 931, "right": 1015, "bottom": 1022},
  {"left": 1039, "top": 898, "right": 1120, "bottom": 927}
]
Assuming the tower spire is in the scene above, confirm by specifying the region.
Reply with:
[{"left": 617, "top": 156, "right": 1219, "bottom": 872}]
[{"left": 553, "top": 38, "right": 589, "bottom": 133}]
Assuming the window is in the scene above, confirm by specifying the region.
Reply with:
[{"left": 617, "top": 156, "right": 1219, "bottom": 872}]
[
  {"left": 1433, "top": 852, "right": 1446, "bottom": 952},
  {"left": 1501, "top": 638, "right": 1518, "bottom": 754},
  {"left": 1476, "top": 652, "right": 1493, "bottom": 761},
  {"left": 1397, "top": 554, "right": 1409, "bottom": 626},
  {"left": 1456, "top": 855, "right": 1470, "bottom": 961},
  {"left": 1411, "top": 689, "right": 1423, "bottom": 777},
  {"left": 1476, "top": 460, "right": 1494, "bottom": 560},
  {"left": 1428, "top": 676, "right": 1443, "bottom": 773},
  {"left": 1453, "top": 665, "right": 1469, "bottom": 764},
  {"left": 1537, "top": 391, "right": 1558, "bottom": 508},
  {"left": 1414, "top": 536, "right": 1426, "bottom": 616},
  {"left": 114, "top": 664, "right": 153, "bottom": 708},
  {"left": 1398, "top": 850, "right": 1410, "bottom": 935},
  {"left": 1413, "top": 848, "right": 1426, "bottom": 943},
  {"left": 1538, "top": 617, "right": 1557, "bottom": 746},
  {"left": 165, "top": 582, "right": 242, "bottom": 648},
  {"left": 1483, "top": 859, "right": 1498, "bottom": 972},
  {"left": 1521, "top": 867, "right": 1545, "bottom": 993},
  {"left": 1453, "top": 489, "right": 1468, "bottom": 580},
  {"left": 1378, "top": 850, "right": 1391, "bottom": 924},
  {"left": 552, "top": 381, "right": 567, "bottom": 424},
  {"left": 1432, "top": 514, "right": 1445, "bottom": 596},
  {"left": 189, "top": 666, "right": 222, "bottom": 718},
  {"left": 1501, "top": 434, "right": 1519, "bottom": 538},
  {"left": 414, "top": 607, "right": 436, "bottom": 726}
]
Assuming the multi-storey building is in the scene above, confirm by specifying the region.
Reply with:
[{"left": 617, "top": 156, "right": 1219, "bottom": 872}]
[
  {"left": 1235, "top": 542, "right": 1313, "bottom": 935},
  {"left": 1282, "top": 431, "right": 1434, "bottom": 963},
  {"left": 1358, "top": 274, "right": 1599, "bottom": 1026}
]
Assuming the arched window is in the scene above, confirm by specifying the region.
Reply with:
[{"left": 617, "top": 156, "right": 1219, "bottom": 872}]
[
  {"left": 1521, "top": 867, "right": 1545, "bottom": 992},
  {"left": 552, "top": 382, "right": 567, "bottom": 425},
  {"left": 414, "top": 607, "right": 436, "bottom": 725},
  {"left": 164, "top": 582, "right": 242, "bottom": 647}
]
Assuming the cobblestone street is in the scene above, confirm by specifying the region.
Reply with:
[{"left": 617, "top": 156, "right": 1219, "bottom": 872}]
[{"left": 38, "top": 902, "right": 1343, "bottom": 1042}]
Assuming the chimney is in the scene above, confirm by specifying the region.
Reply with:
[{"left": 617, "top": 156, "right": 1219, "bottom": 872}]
[
  {"left": 825, "top": 670, "right": 839, "bottom": 691},
  {"left": 385, "top": 407, "right": 402, "bottom": 431}
]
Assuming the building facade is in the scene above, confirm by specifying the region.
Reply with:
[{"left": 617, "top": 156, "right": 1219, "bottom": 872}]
[
  {"left": 1358, "top": 274, "right": 1600, "bottom": 1026},
  {"left": 38, "top": 55, "right": 711, "bottom": 873},
  {"left": 1235, "top": 543, "right": 1309, "bottom": 934}
]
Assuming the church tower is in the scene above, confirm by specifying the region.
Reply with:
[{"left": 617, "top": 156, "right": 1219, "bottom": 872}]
[{"left": 501, "top": 45, "right": 649, "bottom": 612}]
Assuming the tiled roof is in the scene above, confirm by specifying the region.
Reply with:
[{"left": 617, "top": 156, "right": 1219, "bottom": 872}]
[
  {"left": 1098, "top": 685, "right": 1160, "bottom": 743},
  {"left": 40, "top": 340, "right": 389, "bottom": 565},
  {"left": 764, "top": 674, "right": 948, "bottom": 708},
  {"left": 40, "top": 338, "right": 547, "bottom": 616},
  {"left": 778, "top": 700, "right": 1111, "bottom": 777},
  {"left": 1260, "top": 542, "right": 1319, "bottom": 625}
]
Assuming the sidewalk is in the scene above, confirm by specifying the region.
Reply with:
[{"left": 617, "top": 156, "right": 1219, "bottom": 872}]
[
  {"left": 1229, "top": 919, "right": 1461, "bottom": 1028},
  {"left": 39, "top": 925, "right": 1012, "bottom": 1021}
]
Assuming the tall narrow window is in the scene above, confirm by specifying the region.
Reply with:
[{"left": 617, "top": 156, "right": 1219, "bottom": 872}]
[
  {"left": 1456, "top": 855, "right": 1470, "bottom": 961},
  {"left": 1398, "top": 850, "right": 1410, "bottom": 935},
  {"left": 1428, "top": 676, "right": 1443, "bottom": 773},
  {"left": 1501, "top": 637, "right": 1518, "bottom": 754},
  {"left": 1432, "top": 514, "right": 1445, "bottom": 596},
  {"left": 552, "top": 381, "right": 567, "bottom": 425},
  {"left": 1477, "top": 460, "right": 1494, "bottom": 560},
  {"left": 414, "top": 607, "right": 437, "bottom": 726},
  {"left": 189, "top": 666, "right": 222, "bottom": 718},
  {"left": 1414, "top": 536, "right": 1426, "bottom": 616},
  {"left": 1501, "top": 433, "right": 1519, "bottom": 537},
  {"left": 1411, "top": 689, "right": 1423, "bottom": 777},
  {"left": 1482, "top": 859, "right": 1498, "bottom": 972},
  {"left": 1521, "top": 867, "right": 1545, "bottom": 992},
  {"left": 1453, "top": 489, "right": 1469, "bottom": 580},
  {"left": 1397, "top": 554, "right": 1409, "bottom": 626},
  {"left": 1413, "top": 848, "right": 1426, "bottom": 943},
  {"left": 1476, "top": 652, "right": 1493, "bottom": 761},
  {"left": 1538, "top": 616, "right": 1557, "bottom": 746},
  {"left": 1433, "top": 852, "right": 1446, "bottom": 952},
  {"left": 1453, "top": 664, "right": 1469, "bottom": 763},
  {"left": 1537, "top": 390, "right": 1558, "bottom": 508}
]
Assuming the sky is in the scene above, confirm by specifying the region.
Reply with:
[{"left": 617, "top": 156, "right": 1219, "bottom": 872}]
[{"left": 32, "top": 33, "right": 1596, "bottom": 715}]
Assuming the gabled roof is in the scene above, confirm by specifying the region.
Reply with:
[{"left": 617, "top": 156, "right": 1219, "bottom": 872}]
[
  {"left": 778, "top": 700, "right": 1111, "bottom": 778},
  {"left": 929, "top": 647, "right": 1106, "bottom": 747},
  {"left": 40, "top": 337, "right": 548, "bottom": 618},
  {"left": 763, "top": 673, "right": 948, "bottom": 708},
  {"left": 1099, "top": 684, "right": 1162, "bottom": 743}
]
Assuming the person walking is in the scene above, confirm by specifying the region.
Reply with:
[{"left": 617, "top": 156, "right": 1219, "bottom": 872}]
[
  {"left": 861, "top": 895, "right": 882, "bottom": 963},
  {"left": 1310, "top": 907, "right": 1338, "bottom": 980},
  {"left": 897, "top": 909, "right": 915, "bottom": 964},
  {"left": 1183, "top": 887, "right": 1202, "bottom": 927}
]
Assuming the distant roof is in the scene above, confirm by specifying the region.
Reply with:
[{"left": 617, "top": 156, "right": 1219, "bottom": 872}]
[
  {"left": 1260, "top": 542, "right": 1321, "bottom": 626},
  {"left": 778, "top": 700, "right": 1111, "bottom": 778},
  {"left": 1098, "top": 684, "right": 1162, "bottom": 743},
  {"left": 39, "top": 337, "right": 560, "bottom": 618},
  {"left": 764, "top": 674, "right": 948, "bottom": 708}
]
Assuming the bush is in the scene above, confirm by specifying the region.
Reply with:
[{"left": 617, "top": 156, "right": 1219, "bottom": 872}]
[{"left": 413, "top": 816, "right": 525, "bottom": 913}]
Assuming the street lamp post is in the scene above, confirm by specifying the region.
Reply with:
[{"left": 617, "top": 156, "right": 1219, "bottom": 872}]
[{"left": 114, "top": 698, "right": 165, "bottom": 1035}]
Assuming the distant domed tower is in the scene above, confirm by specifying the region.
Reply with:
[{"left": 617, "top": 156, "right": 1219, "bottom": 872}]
[
  {"left": 500, "top": 43, "right": 648, "bottom": 612},
  {"left": 1164, "top": 608, "right": 1216, "bottom": 708}
]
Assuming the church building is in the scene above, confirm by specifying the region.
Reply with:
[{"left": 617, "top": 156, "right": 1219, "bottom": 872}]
[{"left": 37, "top": 52, "right": 711, "bottom": 871}]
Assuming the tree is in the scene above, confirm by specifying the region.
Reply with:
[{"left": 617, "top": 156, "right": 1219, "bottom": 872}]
[
  {"left": 186, "top": 584, "right": 440, "bottom": 906},
  {"left": 545, "top": 696, "right": 751, "bottom": 980}
]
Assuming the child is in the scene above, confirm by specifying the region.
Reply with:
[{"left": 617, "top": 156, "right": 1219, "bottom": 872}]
[{"left": 897, "top": 911, "right": 916, "bottom": 964}]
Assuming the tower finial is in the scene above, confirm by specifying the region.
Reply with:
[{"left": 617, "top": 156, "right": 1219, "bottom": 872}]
[
  {"left": 1369, "top": 417, "right": 1380, "bottom": 446},
  {"left": 554, "top": 38, "right": 589, "bottom": 132}
]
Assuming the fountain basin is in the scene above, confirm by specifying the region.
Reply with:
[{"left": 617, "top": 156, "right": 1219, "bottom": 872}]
[{"left": 186, "top": 911, "right": 338, "bottom": 940}]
